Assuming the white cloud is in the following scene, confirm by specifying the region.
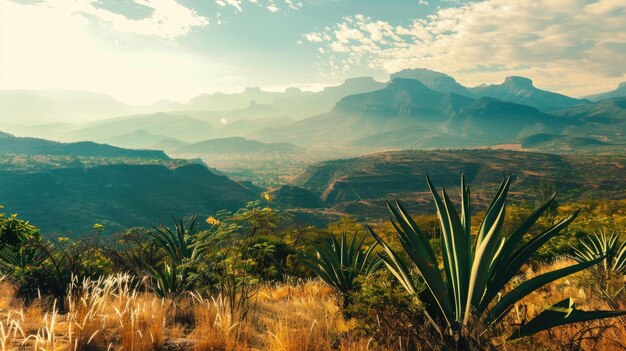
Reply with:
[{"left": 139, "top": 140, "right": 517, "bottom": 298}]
[
  {"left": 218, "top": 0, "right": 304, "bottom": 13},
  {"left": 0, "top": 0, "right": 227, "bottom": 105},
  {"left": 304, "top": 32, "right": 324, "bottom": 42},
  {"left": 307, "top": 0, "right": 626, "bottom": 96},
  {"left": 36, "top": 0, "right": 209, "bottom": 39},
  {"left": 217, "top": 0, "right": 243, "bottom": 12}
]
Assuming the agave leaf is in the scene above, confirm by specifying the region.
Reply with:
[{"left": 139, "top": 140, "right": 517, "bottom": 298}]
[
  {"left": 389, "top": 201, "right": 437, "bottom": 265},
  {"left": 509, "top": 298, "right": 626, "bottom": 340},
  {"left": 492, "top": 192, "right": 557, "bottom": 279},
  {"left": 480, "top": 211, "right": 579, "bottom": 313},
  {"left": 442, "top": 186, "right": 471, "bottom": 321},
  {"left": 426, "top": 177, "right": 459, "bottom": 319},
  {"left": 302, "top": 231, "right": 381, "bottom": 303},
  {"left": 465, "top": 199, "right": 507, "bottom": 322},
  {"left": 488, "top": 255, "right": 605, "bottom": 324},
  {"left": 475, "top": 177, "right": 511, "bottom": 248},
  {"left": 613, "top": 241, "right": 626, "bottom": 274},
  {"left": 367, "top": 225, "right": 453, "bottom": 327}
]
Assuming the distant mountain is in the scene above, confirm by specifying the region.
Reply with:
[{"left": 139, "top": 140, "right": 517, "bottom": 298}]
[
  {"left": 0, "top": 77, "right": 384, "bottom": 130},
  {"left": 102, "top": 130, "right": 185, "bottom": 151},
  {"left": 443, "top": 97, "right": 577, "bottom": 142},
  {"left": 0, "top": 89, "right": 138, "bottom": 124},
  {"left": 66, "top": 112, "right": 214, "bottom": 143},
  {"left": 391, "top": 68, "right": 474, "bottom": 97},
  {"left": 0, "top": 163, "right": 258, "bottom": 233},
  {"left": 551, "top": 97, "right": 626, "bottom": 145},
  {"left": 174, "top": 137, "right": 300, "bottom": 155},
  {"left": 184, "top": 87, "right": 290, "bottom": 112},
  {"left": 0, "top": 131, "right": 168, "bottom": 159},
  {"left": 258, "top": 78, "right": 579, "bottom": 148},
  {"left": 469, "top": 76, "right": 587, "bottom": 112},
  {"left": 0, "top": 122, "right": 77, "bottom": 140},
  {"left": 277, "top": 77, "right": 387, "bottom": 118},
  {"left": 554, "top": 97, "right": 626, "bottom": 124},
  {"left": 215, "top": 115, "right": 295, "bottom": 139},
  {"left": 350, "top": 126, "right": 484, "bottom": 149},
  {"left": 584, "top": 82, "right": 626, "bottom": 101},
  {"left": 259, "top": 79, "right": 466, "bottom": 145}
]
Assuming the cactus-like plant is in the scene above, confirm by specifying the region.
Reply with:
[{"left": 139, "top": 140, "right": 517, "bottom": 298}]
[
  {"left": 367, "top": 175, "right": 626, "bottom": 344},
  {"left": 149, "top": 215, "right": 201, "bottom": 266},
  {"left": 572, "top": 230, "right": 626, "bottom": 274},
  {"left": 301, "top": 232, "right": 382, "bottom": 307},
  {"left": 145, "top": 216, "right": 203, "bottom": 295}
]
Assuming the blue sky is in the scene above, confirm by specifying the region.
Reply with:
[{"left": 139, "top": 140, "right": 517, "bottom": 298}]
[{"left": 1, "top": 0, "right": 625, "bottom": 103}]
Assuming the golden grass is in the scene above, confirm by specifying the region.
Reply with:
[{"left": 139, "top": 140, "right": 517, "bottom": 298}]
[{"left": 1, "top": 262, "right": 625, "bottom": 351}]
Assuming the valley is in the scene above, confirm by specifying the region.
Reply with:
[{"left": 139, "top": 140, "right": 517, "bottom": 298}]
[{"left": 1, "top": 69, "right": 625, "bottom": 234}]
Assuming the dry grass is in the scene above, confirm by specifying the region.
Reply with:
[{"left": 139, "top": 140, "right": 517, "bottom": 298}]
[{"left": 1, "top": 262, "right": 626, "bottom": 351}]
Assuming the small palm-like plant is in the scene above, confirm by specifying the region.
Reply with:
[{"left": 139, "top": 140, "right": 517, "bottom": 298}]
[
  {"left": 149, "top": 215, "right": 201, "bottom": 266},
  {"left": 572, "top": 230, "right": 626, "bottom": 275},
  {"left": 147, "top": 262, "right": 189, "bottom": 297},
  {"left": 145, "top": 216, "right": 203, "bottom": 295},
  {"left": 367, "top": 175, "right": 625, "bottom": 345},
  {"left": 301, "top": 232, "right": 382, "bottom": 307}
]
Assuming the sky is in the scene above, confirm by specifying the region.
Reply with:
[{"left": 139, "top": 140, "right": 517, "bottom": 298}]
[{"left": 0, "top": 0, "right": 625, "bottom": 104}]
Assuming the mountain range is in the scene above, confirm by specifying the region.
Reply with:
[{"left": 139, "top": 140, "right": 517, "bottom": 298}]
[
  {"left": 0, "top": 131, "right": 168, "bottom": 159},
  {"left": 584, "top": 82, "right": 626, "bottom": 101},
  {"left": 255, "top": 78, "right": 592, "bottom": 148},
  {"left": 1, "top": 69, "right": 625, "bottom": 156},
  {"left": 0, "top": 133, "right": 260, "bottom": 233}
]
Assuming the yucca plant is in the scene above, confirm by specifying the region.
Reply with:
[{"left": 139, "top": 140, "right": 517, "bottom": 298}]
[
  {"left": 149, "top": 215, "right": 202, "bottom": 266},
  {"left": 572, "top": 230, "right": 626, "bottom": 306},
  {"left": 367, "top": 175, "right": 625, "bottom": 346},
  {"left": 301, "top": 232, "right": 382, "bottom": 307},
  {"left": 572, "top": 230, "right": 626, "bottom": 275},
  {"left": 147, "top": 262, "right": 189, "bottom": 297},
  {"left": 145, "top": 216, "right": 203, "bottom": 295}
]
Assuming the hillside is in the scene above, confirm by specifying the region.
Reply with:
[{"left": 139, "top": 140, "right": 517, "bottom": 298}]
[
  {"left": 291, "top": 149, "right": 626, "bottom": 218},
  {"left": 0, "top": 131, "right": 168, "bottom": 159},
  {"left": 519, "top": 133, "right": 609, "bottom": 152},
  {"left": 391, "top": 68, "right": 474, "bottom": 97},
  {"left": 584, "top": 82, "right": 626, "bottom": 101},
  {"left": 0, "top": 163, "right": 258, "bottom": 233},
  {"left": 174, "top": 137, "right": 300, "bottom": 155},
  {"left": 66, "top": 112, "right": 215, "bottom": 143},
  {"left": 443, "top": 97, "right": 577, "bottom": 142},
  {"left": 469, "top": 76, "right": 587, "bottom": 112},
  {"left": 552, "top": 97, "right": 626, "bottom": 146},
  {"left": 258, "top": 78, "right": 581, "bottom": 148}
]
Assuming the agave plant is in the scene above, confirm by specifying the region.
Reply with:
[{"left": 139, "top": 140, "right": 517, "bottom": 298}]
[
  {"left": 367, "top": 175, "right": 625, "bottom": 344},
  {"left": 145, "top": 216, "right": 203, "bottom": 295},
  {"left": 149, "top": 215, "right": 202, "bottom": 266},
  {"left": 572, "top": 230, "right": 626, "bottom": 275},
  {"left": 146, "top": 262, "right": 190, "bottom": 297},
  {"left": 301, "top": 232, "right": 382, "bottom": 307}
]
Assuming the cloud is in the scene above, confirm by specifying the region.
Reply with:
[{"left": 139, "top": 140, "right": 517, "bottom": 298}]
[
  {"left": 24, "top": 0, "right": 210, "bottom": 39},
  {"left": 217, "top": 0, "right": 304, "bottom": 13},
  {"left": 0, "top": 0, "right": 226, "bottom": 104},
  {"left": 306, "top": 0, "right": 626, "bottom": 96},
  {"left": 217, "top": 0, "right": 243, "bottom": 12}
]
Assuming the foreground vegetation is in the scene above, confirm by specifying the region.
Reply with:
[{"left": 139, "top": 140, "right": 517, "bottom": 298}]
[{"left": 1, "top": 176, "right": 625, "bottom": 350}]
